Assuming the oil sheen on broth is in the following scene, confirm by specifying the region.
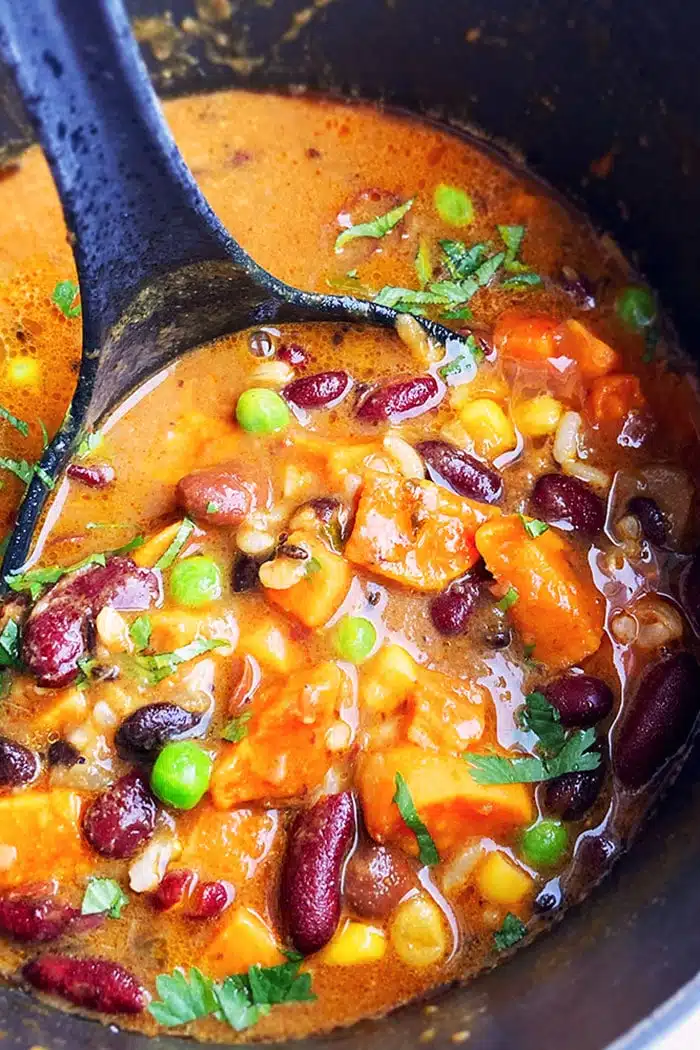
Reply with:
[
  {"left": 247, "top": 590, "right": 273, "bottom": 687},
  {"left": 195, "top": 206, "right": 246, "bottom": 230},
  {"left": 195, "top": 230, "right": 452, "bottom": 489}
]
[{"left": 0, "top": 91, "right": 698, "bottom": 1043}]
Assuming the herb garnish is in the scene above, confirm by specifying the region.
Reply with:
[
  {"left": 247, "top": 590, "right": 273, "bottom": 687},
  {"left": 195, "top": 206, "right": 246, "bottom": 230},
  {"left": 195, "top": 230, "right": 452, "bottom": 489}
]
[
  {"left": 496, "top": 586, "right": 519, "bottom": 612},
  {"left": 494, "top": 913, "right": 526, "bottom": 951},
  {"left": 0, "top": 405, "right": 29, "bottom": 437},
  {"left": 334, "top": 198, "right": 413, "bottom": 253},
  {"left": 305, "top": 556, "right": 322, "bottom": 578},
  {"left": 75, "top": 430, "right": 104, "bottom": 458},
  {"left": 415, "top": 238, "right": 432, "bottom": 286},
  {"left": 206, "top": 501, "right": 219, "bottom": 514},
  {"left": 0, "top": 618, "right": 21, "bottom": 668},
  {"left": 51, "top": 279, "right": 81, "bottom": 319},
  {"left": 393, "top": 772, "right": 440, "bottom": 866},
  {"left": 134, "top": 638, "right": 226, "bottom": 685},
  {"left": 154, "top": 518, "right": 195, "bottom": 571},
  {"left": 466, "top": 727, "right": 600, "bottom": 786},
  {"left": 129, "top": 614, "right": 152, "bottom": 652},
  {"left": 519, "top": 515, "right": 549, "bottom": 539},
  {"left": 519, "top": 691, "right": 566, "bottom": 755},
  {"left": 5, "top": 536, "right": 143, "bottom": 599},
  {"left": 81, "top": 877, "right": 129, "bottom": 919},
  {"left": 434, "top": 184, "right": 474, "bottom": 226},
  {"left": 221, "top": 711, "right": 252, "bottom": 743}
]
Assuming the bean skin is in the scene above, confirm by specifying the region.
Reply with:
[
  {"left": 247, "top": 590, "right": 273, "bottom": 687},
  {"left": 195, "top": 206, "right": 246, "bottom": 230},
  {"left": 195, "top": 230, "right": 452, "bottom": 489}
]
[
  {"left": 356, "top": 375, "right": 442, "bottom": 423},
  {"left": 614, "top": 652, "right": 700, "bottom": 789},
  {"left": 284, "top": 370, "right": 351, "bottom": 409},
  {"left": 66, "top": 463, "right": 115, "bottom": 488},
  {"left": 23, "top": 955, "right": 147, "bottom": 1014},
  {"left": 417, "top": 440, "right": 503, "bottom": 504},
  {"left": 232, "top": 553, "right": 259, "bottom": 593},
  {"left": 628, "top": 496, "right": 667, "bottom": 546},
  {"left": 277, "top": 343, "right": 309, "bottom": 368},
  {"left": 0, "top": 737, "right": 39, "bottom": 787},
  {"left": 82, "top": 771, "right": 157, "bottom": 859},
  {"left": 0, "top": 893, "right": 81, "bottom": 943},
  {"left": 186, "top": 880, "right": 234, "bottom": 919},
  {"left": 531, "top": 473, "right": 604, "bottom": 535},
  {"left": 542, "top": 674, "right": 614, "bottom": 728},
  {"left": 115, "top": 703, "right": 202, "bottom": 763},
  {"left": 152, "top": 869, "right": 196, "bottom": 912},
  {"left": 430, "top": 579, "right": 480, "bottom": 636},
  {"left": 281, "top": 792, "right": 356, "bottom": 954},
  {"left": 343, "top": 842, "right": 416, "bottom": 920}
]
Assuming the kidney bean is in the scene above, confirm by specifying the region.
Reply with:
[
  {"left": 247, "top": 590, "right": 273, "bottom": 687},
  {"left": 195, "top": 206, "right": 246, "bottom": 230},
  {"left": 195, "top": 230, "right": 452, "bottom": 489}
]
[
  {"left": 614, "top": 652, "right": 700, "bottom": 789},
  {"left": 681, "top": 550, "right": 700, "bottom": 635},
  {"left": 278, "top": 343, "right": 309, "bottom": 368},
  {"left": 186, "top": 880, "right": 234, "bottom": 919},
  {"left": 232, "top": 553, "right": 260, "bottom": 593},
  {"left": 544, "top": 750, "right": 606, "bottom": 821},
  {"left": 177, "top": 465, "right": 258, "bottom": 526},
  {"left": 628, "top": 496, "right": 667, "bottom": 546},
  {"left": 0, "top": 737, "right": 39, "bottom": 787},
  {"left": 430, "top": 579, "right": 480, "bottom": 636},
  {"left": 152, "top": 869, "right": 196, "bottom": 912},
  {"left": 542, "top": 674, "right": 614, "bottom": 728},
  {"left": 82, "top": 771, "right": 157, "bottom": 859},
  {"left": 115, "top": 703, "right": 202, "bottom": 763},
  {"left": 47, "top": 740, "right": 84, "bottom": 768},
  {"left": 356, "top": 375, "right": 442, "bottom": 423},
  {"left": 343, "top": 843, "right": 416, "bottom": 920},
  {"left": 22, "top": 558, "right": 160, "bottom": 687},
  {"left": 284, "top": 370, "right": 351, "bottom": 409},
  {"left": 67, "top": 463, "right": 115, "bottom": 489},
  {"left": 23, "top": 955, "right": 147, "bottom": 1014},
  {"left": 281, "top": 792, "right": 356, "bottom": 954},
  {"left": 531, "top": 473, "right": 604, "bottom": 535},
  {"left": 417, "top": 440, "right": 503, "bottom": 504},
  {"left": 0, "top": 892, "right": 81, "bottom": 943},
  {"left": 560, "top": 265, "right": 596, "bottom": 310}
]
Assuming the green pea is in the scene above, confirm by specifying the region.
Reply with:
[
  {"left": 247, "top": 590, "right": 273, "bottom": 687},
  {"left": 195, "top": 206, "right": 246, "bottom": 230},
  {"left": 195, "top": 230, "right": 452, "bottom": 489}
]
[
  {"left": 333, "top": 615, "right": 377, "bottom": 664},
  {"left": 169, "top": 556, "right": 222, "bottom": 607},
  {"left": 615, "top": 285, "right": 657, "bottom": 331},
  {"left": 433, "top": 183, "right": 474, "bottom": 227},
  {"left": 236, "top": 387, "right": 290, "bottom": 434},
  {"left": 150, "top": 741, "right": 212, "bottom": 810},
  {"left": 521, "top": 820, "right": 568, "bottom": 869}
]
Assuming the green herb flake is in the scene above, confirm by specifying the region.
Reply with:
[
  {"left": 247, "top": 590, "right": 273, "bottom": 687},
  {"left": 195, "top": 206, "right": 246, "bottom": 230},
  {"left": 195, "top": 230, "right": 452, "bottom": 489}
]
[
  {"left": 441, "top": 307, "right": 474, "bottom": 321},
  {"left": 111, "top": 534, "right": 145, "bottom": 556},
  {"left": 305, "top": 556, "right": 322, "bottom": 578},
  {"left": 154, "top": 518, "right": 195, "bottom": 571},
  {"left": 434, "top": 184, "right": 474, "bottom": 227},
  {"left": 51, "top": 279, "right": 82, "bottom": 319},
  {"left": 519, "top": 515, "right": 549, "bottom": 539},
  {"left": 6, "top": 551, "right": 107, "bottom": 600},
  {"left": 76, "top": 430, "right": 104, "bottom": 459},
  {"left": 415, "top": 238, "right": 433, "bottom": 287},
  {"left": 221, "top": 711, "right": 252, "bottom": 743},
  {"left": 0, "top": 618, "right": 21, "bottom": 668},
  {"left": 206, "top": 502, "right": 219, "bottom": 514},
  {"left": 494, "top": 913, "right": 526, "bottom": 951},
  {"left": 38, "top": 419, "right": 50, "bottom": 449},
  {"left": 501, "top": 272, "right": 544, "bottom": 289},
  {"left": 149, "top": 968, "right": 220, "bottom": 1028},
  {"left": 466, "top": 728, "right": 601, "bottom": 786},
  {"left": 334, "top": 198, "right": 413, "bottom": 253},
  {"left": 440, "top": 240, "right": 488, "bottom": 279},
  {"left": 81, "top": 877, "right": 129, "bottom": 919},
  {"left": 392, "top": 772, "right": 440, "bottom": 866},
  {"left": 134, "top": 638, "right": 227, "bottom": 685},
  {"left": 0, "top": 405, "right": 29, "bottom": 437},
  {"left": 519, "top": 691, "right": 566, "bottom": 755},
  {"left": 129, "top": 614, "right": 152, "bottom": 652},
  {"left": 496, "top": 586, "right": 519, "bottom": 612},
  {"left": 0, "top": 457, "right": 36, "bottom": 486}
]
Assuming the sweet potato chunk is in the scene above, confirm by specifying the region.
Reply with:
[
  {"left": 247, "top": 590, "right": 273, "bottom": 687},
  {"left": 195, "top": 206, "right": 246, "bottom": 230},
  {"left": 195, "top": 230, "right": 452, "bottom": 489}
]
[
  {"left": 475, "top": 515, "right": 604, "bottom": 670},
  {"left": 357, "top": 747, "right": 534, "bottom": 857},
  {"left": 556, "top": 320, "right": 621, "bottom": 379},
  {"left": 179, "top": 803, "right": 281, "bottom": 883},
  {"left": 264, "top": 533, "right": 352, "bottom": 629},
  {"left": 210, "top": 662, "right": 352, "bottom": 808},
  {"left": 202, "top": 907, "right": 284, "bottom": 979},
  {"left": 0, "top": 790, "right": 90, "bottom": 888},
  {"left": 345, "top": 471, "right": 496, "bottom": 592}
]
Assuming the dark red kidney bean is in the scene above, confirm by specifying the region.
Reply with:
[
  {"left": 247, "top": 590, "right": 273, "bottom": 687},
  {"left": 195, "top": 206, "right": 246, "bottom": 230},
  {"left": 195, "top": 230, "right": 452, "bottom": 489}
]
[
  {"left": 281, "top": 792, "right": 356, "bottom": 954},
  {"left": 416, "top": 440, "right": 503, "bottom": 504},
  {"left": 430, "top": 580, "right": 480, "bottom": 636},
  {"left": 177, "top": 465, "right": 258, "bottom": 527},
  {"left": 23, "top": 955, "right": 147, "bottom": 1014},
  {"left": 232, "top": 553, "right": 260, "bottom": 593},
  {"left": 614, "top": 652, "right": 700, "bottom": 789},
  {"left": 0, "top": 737, "right": 39, "bottom": 787},
  {"left": 542, "top": 674, "right": 614, "bottom": 728},
  {"left": 0, "top": 893, "right": 81, "bottom": 942},
  {"left": 628, "top": 496, "right": 667, "bottom": 546},
  {"left": 186, "top": 880, "right": 234, "bottom": 919},
  {"left": 47, "top": 740, "right": 84, "bottom": 768},
  {"left": 152, "top": 869, "right": 196, "bottom": 912},
  {"left": 343, "top": 843, "right": 416, "bottom": 920},
  {"left": 531, "top": 473, "right": 604, "bottom": 535},
  {"left": 544, "top": 749, "right": 606, "bottom": 821},
  {"left": 67, "top": 463, "right": 116, "bottom": 488},
  {"left": 284, "top": 370, "right": 351, "bottom": 409},
  {"left": 278, "top": 342, "right": 309, "bottom": 368},
  {"left": 82, "top": 771, "right": 157, "bottom": 859},
  {"left": 22, "top": 557, "right": 160, "bottom": 687},
  {"left": 680, "top": 550, "right": 700, "bottom": 635},
  {"left": 115, "top": 703, "right": 202, "bottom": 763},
  {"left": 357, "top": 375, "right": 442, "bottom": 423}
]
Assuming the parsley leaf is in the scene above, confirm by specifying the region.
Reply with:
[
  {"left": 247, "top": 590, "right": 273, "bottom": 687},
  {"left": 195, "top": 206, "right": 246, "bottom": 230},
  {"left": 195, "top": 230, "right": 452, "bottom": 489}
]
[
  {"left": 214, "top": 977, "right": 264, "bottom": 1031},
  {"left": 154, "top": 518, "right": 195, "bottom": 571},
  {"left": 305, "top": 556, "right": 322, "bottom": 578},
  {"left": 0, "top": 457, "right": 36, "bottom": 486},
  {"left": 393, "top": 772, "right": 439, "bottom": 866},
  {"left": 335, "top": 198, "right": 413, "bottom": 253},
  {"left": 496, "top": 586, "right": 519, "bottom": 612},
  {"left": 545, "top": 728, "right": 601, "bottom": 778},
  {"left": 519, "top": 515, "right": 549, "bottom": 539},
  {"left": 466, "top": 728, "right": 600, "bottom": 786},
  {"left": 51, "top": 280, "right": 81, "bottom": 319},
  {"left": 374, "top": 287, "right": 452, "bottom": 312},
  {"left": 0, "top": 618, "right": 21, "bottom": 668},
  {"left": 519, "top": 691, "right": 566, "bottom": 755},
  {"left": 494, "top": 912, "right": 526, "bottom": 951},
  {"left": 247, "top": 960, "right": 315, "bottom": 1006},
  {"left": 149, "top": 967, "right": 219, "bottom": 1028},
  {"left": 221, "top": 711, "right": 252, "bottom": 743},
  {"left": 497, "top": 225, "right": 528, "bottom": 272},
  {"left": 0, "top": 405, "right": 29, "bottom": 437},
  {"left": 129, "top": 614, "right": 152, "bottom": 652},
  {"left": 81, "top": 877, "right": 129, "bottom": 919},
  {"left": 434, "top": 184, "right": 474, "bottom": 226},
  {"left": 134, "top": 638, "right": 226, "bottom": 685}
]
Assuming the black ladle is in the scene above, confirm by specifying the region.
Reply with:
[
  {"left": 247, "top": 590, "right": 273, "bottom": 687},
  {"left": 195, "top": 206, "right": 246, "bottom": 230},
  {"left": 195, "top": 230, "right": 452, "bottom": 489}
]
[{"left": 0, "top": 0, "right": 466, "bottom": 580}]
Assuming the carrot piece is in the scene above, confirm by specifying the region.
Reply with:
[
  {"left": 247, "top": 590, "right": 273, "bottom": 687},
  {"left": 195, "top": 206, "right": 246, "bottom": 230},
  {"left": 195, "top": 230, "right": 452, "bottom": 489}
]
[
  {"left": 201, "top": 906, "right": 284, "bottom": 979},
  {"left": 264, "top": 532, "right": 352, "bottom": 628},
  {"left": 493, "top": 310, "right": 559, "bottom": 362},
  {"left": 357, "top": 747, "right": 534, "bottom": 857},
  {"left": 475, "top": 515, "right": 604, "bottom": 670},
  {"left": 0, "top": 790, "right": 90, "bottom": 888},
  {"left": 556, "top": 320, "right": 621, "bottom": 379},
  {"left": 179, "top": 803, "right": 281, "bottom": 883},
  {"left": 210, "top": 662, "right": 351, "bottom": 809},
  {"left": 132, "top": 521, "right": 185, "bottom": 568},
  {"left": 345, "top": 471, "right": 497, "bottom": 592},
  {"left": 587, "top": 373, "right": 646, "bottom": 424}
]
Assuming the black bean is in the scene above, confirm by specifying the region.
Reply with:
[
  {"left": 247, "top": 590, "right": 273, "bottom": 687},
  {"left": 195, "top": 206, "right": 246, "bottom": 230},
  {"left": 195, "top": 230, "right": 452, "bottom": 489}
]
[
  {"left": 430, "top": 581, "right": 480, "bottom": 636},
  {"left": 544, "top": 750, "right": 606, "bottom": 821},
  {"left": 115, "top": 703, "right": 202, "bottom": 762},
  {"left": 232, "top": 554, "right": 259, "bottom": 593},
  {"left": 47, "top": 740, "right": 84, "bottom": 768},
  {"left": 627, "top": 496, "right": 667, "bottom": 546}
]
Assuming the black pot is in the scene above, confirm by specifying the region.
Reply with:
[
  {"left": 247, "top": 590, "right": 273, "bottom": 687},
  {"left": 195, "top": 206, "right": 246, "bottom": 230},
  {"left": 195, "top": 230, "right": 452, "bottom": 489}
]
[{"left": 1, "top": 1, "right": 699, "bottom": 1048}]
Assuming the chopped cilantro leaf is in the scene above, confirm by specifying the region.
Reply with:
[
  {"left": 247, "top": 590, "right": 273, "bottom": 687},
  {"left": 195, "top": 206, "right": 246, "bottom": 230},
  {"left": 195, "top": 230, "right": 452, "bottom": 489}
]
[
  {"left": 0, "top": 405, "right": 29, "bottom": 437},
  {"left": 440, "top": 239, "right": 488, "bottom": 279},
  {"left": 0, "top": 618, "right": 21, "bottom": 668},
  {"left": 76, "top": 430, "right": 104, "bottom": 458},
  {"left": 305, "top": 556, "right": 322, "bottom": 578},
  {"left": 519, "top": 691, "right": 566, "bottom": 755},
  {"left": 466, "top": 728, "right": 600, "bottom": 785},
  {"left": 519, "top": 515, "right": 549, "bottom": 539},
  {"left": 221, "top": 711, "right": 252, "bottom": 743},
  {"left": 393, "top": 772, "right": 439, "bottom": 866},
  {"left": 494, "top": 913, "right": 526, "bottom": 951},
  {"left": 129, "top": 614, "right": 152, "bottom": 652},
  {"left": 335, "top": 198, "right": 413, "bottom": 253},
  {"left": 51, "top": 279, "right": 81, "bottom": 319},
  {"left": 496, "top": 586, "right": 519, "bottom": 612},
  {"left": 0, "top": 457, "right": 36, "bottom": 486},
  {"left": 497, "top": 225, "right": 528, "bottom": 272},
  {"left": 501, "top": 272, "right": 543, "bottom": 289},
  {"left": 81, "top": 877, "right": 129, "bottom": 919},
  {"left": 134, "top": 638, "right": 227, "bottom": 685},
  {"left": 154, "top": 518, "right": 195, "bottom": 571},
  {"left": 149, "top": 968, "right": 219, "bottom": 1028},
  {"left": 6, "top": 551, "right": 107, "bottom": 600}
]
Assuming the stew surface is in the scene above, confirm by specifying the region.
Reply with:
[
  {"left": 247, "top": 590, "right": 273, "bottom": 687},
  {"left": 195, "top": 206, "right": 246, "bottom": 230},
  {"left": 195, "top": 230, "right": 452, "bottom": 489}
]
[{"left": 0, "top": 90, "right": 699, "bottom": 1042}]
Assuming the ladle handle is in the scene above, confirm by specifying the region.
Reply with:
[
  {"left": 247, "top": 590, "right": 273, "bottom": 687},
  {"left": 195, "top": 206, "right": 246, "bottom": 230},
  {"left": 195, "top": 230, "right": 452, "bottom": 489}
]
[{"left": 0, "top": 0, "right": 236, "bottom": 337}]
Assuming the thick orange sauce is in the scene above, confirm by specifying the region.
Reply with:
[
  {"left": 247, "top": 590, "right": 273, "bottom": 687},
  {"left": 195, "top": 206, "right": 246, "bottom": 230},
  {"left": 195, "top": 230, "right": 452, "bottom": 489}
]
[{"left": 0, "top": 91, "right": 698, "bottom": 1042}]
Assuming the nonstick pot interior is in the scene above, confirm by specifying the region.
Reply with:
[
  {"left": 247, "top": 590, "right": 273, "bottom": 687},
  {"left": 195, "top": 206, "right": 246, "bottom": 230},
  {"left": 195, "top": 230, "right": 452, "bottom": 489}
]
[{"left": 0, "top": 1, "right": 699, "bottom": 1048}]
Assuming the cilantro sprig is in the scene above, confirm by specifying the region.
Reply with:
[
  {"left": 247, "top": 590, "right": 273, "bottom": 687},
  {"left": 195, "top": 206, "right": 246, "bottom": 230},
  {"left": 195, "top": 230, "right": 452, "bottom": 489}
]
[
  {"left": 221, "top": 711, "right": 252, "bottom": 743},
  {"left": 393, "top": 772, "right": 439, "bottom": 866},
  {"left": 494, "top": 913, "right": 526, "bottom": 951},
  {"left": 81, "top": 877, "right": 129, "bottom": 919},
  {"left": 51, "top": 279, "right": 81, "bottom": 319},
  {"left": 154, "top": 518, "right": 195, "bottom": 571},
  {"left": 133, "top": 638, "right": 226, "bottom": 685},
  {"left": 335, "top": 198, "right": 413, "bottom": 253}
]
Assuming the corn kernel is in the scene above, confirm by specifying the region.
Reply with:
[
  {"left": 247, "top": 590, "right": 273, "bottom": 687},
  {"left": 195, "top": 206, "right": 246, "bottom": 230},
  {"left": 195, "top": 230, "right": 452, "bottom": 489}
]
[
  {"left": 458, "top": 399, "right": 516, "bottom": 459},
  {"left": 449, "top": 370, "right": 509, "bottom": 407},
  {"left": 513, "top": 395, "right": 563, "bottom": 438},
  {"left": 390, "top": 894, "right": 448, "bottom": 968},
  {"left": 321, "top": 920, "right": 387, "bottom": 965},
  {"left": 7, "top": 356, "right": 40, "bottom": 387},
  {"left": 475, "top": 850, "right": 533, "bottom": 907}
]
